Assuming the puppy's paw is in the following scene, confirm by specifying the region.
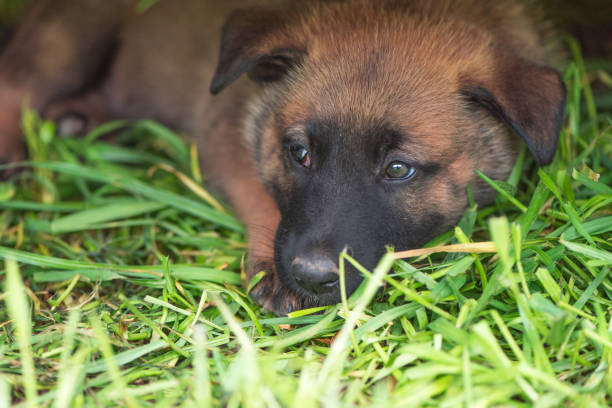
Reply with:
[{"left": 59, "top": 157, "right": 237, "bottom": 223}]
[
  {"left": 54, "top": 111, "right": 90, "bottom": 137},
  {"left": 248, "top": 265, "right": 301, "bottom": 316},
  {"left": 44, "top": 93, "right": 108, "bottom": 137}
]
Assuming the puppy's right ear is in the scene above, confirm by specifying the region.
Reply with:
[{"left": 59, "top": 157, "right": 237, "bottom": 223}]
[{"left": 210, "top": 7, "right": 306, "bottom": 94}]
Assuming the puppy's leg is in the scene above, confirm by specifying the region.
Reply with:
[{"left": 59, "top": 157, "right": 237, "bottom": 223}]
[
  {"left": 198, "top": 88, "right": 300, "bottom": 315},
  {"left": 232, "top": 179, "right": 301, "bottom": 315},
  {"left": 0, "top": 0, "right": 125, "bottom": 173},
  {"left": 232, "top": 181, "right": 309, "bottom": 315},
  {"left": 206, "top": 136, "right": 300, "bottom": 315}
]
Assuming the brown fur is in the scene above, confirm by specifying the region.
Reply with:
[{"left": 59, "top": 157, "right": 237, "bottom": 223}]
[{"left": 0, "top": 0, "right": 565, "bottom": 315}]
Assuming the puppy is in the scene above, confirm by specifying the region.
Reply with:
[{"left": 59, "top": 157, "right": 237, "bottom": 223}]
[{"left": 0, "top": 0, "right": 565, "bottom": 315}]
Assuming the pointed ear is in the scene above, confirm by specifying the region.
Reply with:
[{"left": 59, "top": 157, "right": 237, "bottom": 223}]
[
  {"left": 210, "top": 7, "right": 306, "bottom": 95},
  {"left": 462, "top": 59, "right": 566, "bottom": 165}
]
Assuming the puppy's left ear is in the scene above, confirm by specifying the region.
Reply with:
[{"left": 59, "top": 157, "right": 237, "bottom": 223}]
[
  {"left": 462, "top": 58, "right": 566, "bottom": 165},
  {"left": 210, "top": 7, "right": 306, "bottom": 95}
]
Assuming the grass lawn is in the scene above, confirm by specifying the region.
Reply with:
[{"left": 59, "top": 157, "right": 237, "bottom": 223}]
[{"left": 0, "top": 19, "right": 611, "bottom": 408}]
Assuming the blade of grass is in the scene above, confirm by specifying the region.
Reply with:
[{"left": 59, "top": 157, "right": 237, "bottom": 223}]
[
  {"left": 393, "top": 242, "right": 497, "bottom": 259},
  {"left": 85, "top": 340, "right": 168, "bottom": 374},
  {"left": 4, "top": 259, "right": 38, "bottom": 408},
  {"left": 475, "top": 169, "right": 527, "bottom": 213},
  {"left": 560, "top": 240, "right": 612, "bottom": 264},
  {"left": 147, "top": 163, "right": 227, "bottom": 214},
  {"left": 192, "top": 324, "right": 212, "bottom": 408},
  {"left": 50, "top": 201, "right": 166, "bottom": 234}
]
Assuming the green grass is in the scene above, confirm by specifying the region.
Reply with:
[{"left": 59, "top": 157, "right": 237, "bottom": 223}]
[{"left": 0, "top": 45, "right": 611, "bottom": 406}]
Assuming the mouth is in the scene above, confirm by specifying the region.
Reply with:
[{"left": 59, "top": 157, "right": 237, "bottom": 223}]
[
  {"left": 277, "top": 255, "right": 366, "bottom": 308},
  {"left": 293, "top": 277, "right": 339, "bottom": 295},
  {"left": 287, "top": 282, "right": 344, "bottom": 309}
]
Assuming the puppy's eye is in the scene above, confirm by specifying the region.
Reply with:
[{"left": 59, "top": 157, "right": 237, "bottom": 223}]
[
  {"left": 289, "top": 144, "right": 311, "bottom": 167},
  {"left": 385, "top": 161, "right": 416, "bottom": 180}
]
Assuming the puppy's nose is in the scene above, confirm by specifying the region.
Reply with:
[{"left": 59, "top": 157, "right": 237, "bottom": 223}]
[
  {"left": 56, "top": 111, "right": 89, "bottom": 137},
  {"left": 291, "top": 256, "right": 339, "bottom": 294}
]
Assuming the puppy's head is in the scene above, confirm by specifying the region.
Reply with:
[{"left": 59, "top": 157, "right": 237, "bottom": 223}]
[{"left": 211, "top": 1, "right": 566, "bottom": 307}]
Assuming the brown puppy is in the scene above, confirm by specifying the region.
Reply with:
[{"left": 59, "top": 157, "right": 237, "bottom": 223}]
[{"left": 0, "top": 0, "right": 565, "bottom": 315}]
